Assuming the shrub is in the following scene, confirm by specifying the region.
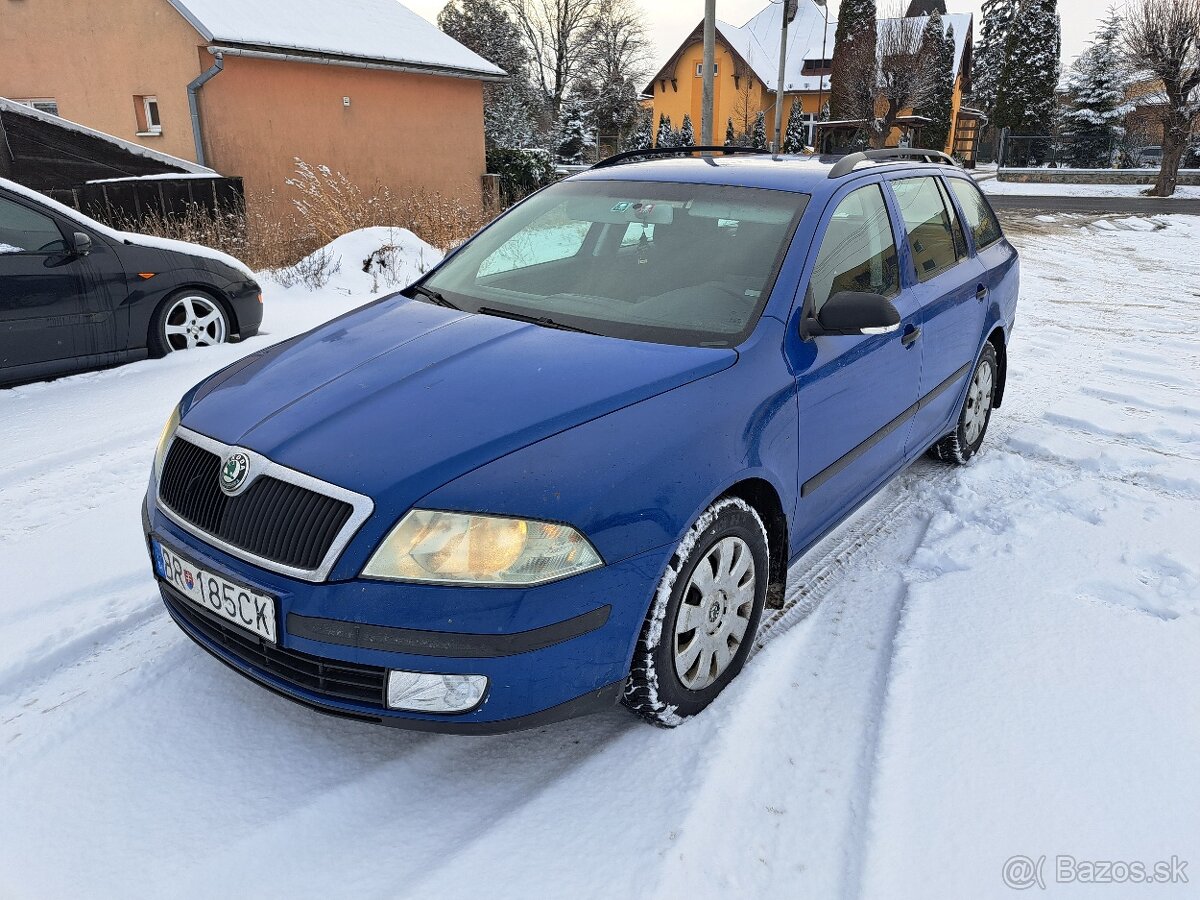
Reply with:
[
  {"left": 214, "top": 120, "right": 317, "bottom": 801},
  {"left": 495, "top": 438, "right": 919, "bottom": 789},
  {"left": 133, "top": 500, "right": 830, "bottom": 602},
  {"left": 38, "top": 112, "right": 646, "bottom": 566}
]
[{"left": 486, "top": 147, "right": 556, "bottom": 207}]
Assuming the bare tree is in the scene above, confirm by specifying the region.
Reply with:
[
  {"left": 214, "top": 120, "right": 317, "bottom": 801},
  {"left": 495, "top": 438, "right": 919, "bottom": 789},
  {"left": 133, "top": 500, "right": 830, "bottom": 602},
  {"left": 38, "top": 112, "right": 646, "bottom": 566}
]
[
  {"left": 840, "top": 12, "right": 938, "bottom": 149},
  {"left": 730, "top": 61, "right": 760, "bottom": 140},
  {"left": 504, "top": 0, "right": 596, "bottom": 121},
  {"left": 575, "top": 0, "right": 653, "bottom": 150},
  {"left": 1125, "top": 0, "right": 1200, "bottom": 196}
]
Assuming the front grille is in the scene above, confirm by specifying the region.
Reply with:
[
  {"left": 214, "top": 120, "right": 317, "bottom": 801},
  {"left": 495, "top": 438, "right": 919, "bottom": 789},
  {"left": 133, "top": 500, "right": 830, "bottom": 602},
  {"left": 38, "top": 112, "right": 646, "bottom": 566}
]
[
  {"left": 158, "top": 437, "right": 354, "bottom": 572},
  {"left": 162, "top": 584, "right": 387, "bottom": 708}
]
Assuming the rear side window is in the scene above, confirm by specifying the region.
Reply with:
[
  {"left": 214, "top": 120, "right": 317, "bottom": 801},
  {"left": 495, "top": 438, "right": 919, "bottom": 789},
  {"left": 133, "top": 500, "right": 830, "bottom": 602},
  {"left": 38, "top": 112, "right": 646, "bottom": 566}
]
[
  {"left": 890, "top": 176, "right": 962, "bottom": 281},
  {"left": 948, "top": 179, "right": 1003, "bottom": 249},
  {"left": 808, "top": 184, "right": 899, "bottom": 315},
  {"left": 0, "top": 196, "right": 66, "bottom": 254}
]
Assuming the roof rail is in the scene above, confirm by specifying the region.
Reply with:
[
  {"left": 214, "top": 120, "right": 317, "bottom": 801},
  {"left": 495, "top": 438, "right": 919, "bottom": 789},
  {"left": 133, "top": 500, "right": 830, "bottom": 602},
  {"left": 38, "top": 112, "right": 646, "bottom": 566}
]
[
  {"left": 827, "top": 148, "right": 959, "bottom": 179},
  {"left": 592, "top": 145, "right": 771, "bottom": 170}
]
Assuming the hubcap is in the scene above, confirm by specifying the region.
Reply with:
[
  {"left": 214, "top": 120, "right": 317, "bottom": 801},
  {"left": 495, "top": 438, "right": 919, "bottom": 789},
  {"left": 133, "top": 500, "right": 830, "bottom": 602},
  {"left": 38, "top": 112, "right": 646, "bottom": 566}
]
[
  {"left": 963, "top": 358, "right": 994, "bottom": 445},
  {"left": 673, "top": 536, "right": 755, "bottom": 690},
  {"left": 164, "top": 295, "right": 226, "bottom": 351}
]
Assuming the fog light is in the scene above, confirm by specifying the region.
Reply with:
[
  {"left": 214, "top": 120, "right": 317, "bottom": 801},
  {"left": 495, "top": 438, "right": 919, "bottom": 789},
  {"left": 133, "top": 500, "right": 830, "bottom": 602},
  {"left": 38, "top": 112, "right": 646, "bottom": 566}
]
[{"left": 386, "top": 670, "right": 487, "bottom": 713}]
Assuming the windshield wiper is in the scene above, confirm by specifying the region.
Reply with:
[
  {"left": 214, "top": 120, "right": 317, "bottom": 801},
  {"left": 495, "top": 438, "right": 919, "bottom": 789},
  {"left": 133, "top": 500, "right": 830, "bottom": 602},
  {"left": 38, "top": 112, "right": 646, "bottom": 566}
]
[
  {"left": 476, "top": 306, "right": 600, "bottom": 335},
  {"left": 409, "top": 284, "right": 459, "bottom": 309}
]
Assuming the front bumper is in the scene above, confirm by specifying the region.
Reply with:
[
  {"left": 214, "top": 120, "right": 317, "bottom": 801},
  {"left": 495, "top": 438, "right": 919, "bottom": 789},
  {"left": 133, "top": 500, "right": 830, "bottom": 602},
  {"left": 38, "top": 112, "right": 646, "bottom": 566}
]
[{"left": 143, "top": 496, "right": 671, "bottom": 732}]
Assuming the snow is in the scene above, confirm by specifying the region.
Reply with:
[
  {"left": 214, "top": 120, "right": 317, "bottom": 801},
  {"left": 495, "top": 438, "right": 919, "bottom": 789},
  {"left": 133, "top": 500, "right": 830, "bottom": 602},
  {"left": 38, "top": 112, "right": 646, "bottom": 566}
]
[
  {"left": 0, "top": 97, "right": 213, "bottom": 174},
  {"left": 2, "top": 215, "right": 1200, "bottom": 897},
  {"left": 984, "top": 178, "right": 1200, "bottom": 199},
  {"left": 0, "top": 177, "right": 255, "bottom": 280},
  {"left": 85, "top": 174, "right": 223, "bottom": 185},
  {"left": 165, "top": 0, "right": 505, "bottom": 77},
  {"left": 267, "top": 226, "right": 443, "bottom": 294}
]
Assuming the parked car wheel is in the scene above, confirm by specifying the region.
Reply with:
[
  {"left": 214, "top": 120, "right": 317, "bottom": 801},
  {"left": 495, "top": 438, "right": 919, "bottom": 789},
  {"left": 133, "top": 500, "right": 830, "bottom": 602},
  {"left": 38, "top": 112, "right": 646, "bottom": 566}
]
[
  {"left": 623, "top": 497, "right": 769, "bottom": 727},
  {"left": 149, "top": 290, "right": 230, "bottom": 357},
  {"left": 928, "top": 343, "right": 998, "bottom": 465}
]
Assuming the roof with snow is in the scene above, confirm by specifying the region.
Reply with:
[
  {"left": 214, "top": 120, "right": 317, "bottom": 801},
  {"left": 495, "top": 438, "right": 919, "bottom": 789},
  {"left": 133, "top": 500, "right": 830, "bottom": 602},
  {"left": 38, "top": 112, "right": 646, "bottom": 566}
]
[
  {"left": 0, "top": 97, "right": 213, "bottom": 174},
  {"left": 648, "top": 1, "right": 972, "bottom": 95},
  {"left": 164, "top": 0, "right": 506, "bottom": 79}
]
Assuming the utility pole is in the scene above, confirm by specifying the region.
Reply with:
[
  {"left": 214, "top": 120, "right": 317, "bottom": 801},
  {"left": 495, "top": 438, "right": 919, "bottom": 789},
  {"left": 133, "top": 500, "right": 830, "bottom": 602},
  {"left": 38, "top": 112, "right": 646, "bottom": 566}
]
[
  {"left": 701, "top": 0, "right": 716, "bottom": 146},
  {"left": 773, "top": 0, "right": 799, "bottom": 154},
  {"left": 815, "top": 0, "right": 829, "bottom": 151}
]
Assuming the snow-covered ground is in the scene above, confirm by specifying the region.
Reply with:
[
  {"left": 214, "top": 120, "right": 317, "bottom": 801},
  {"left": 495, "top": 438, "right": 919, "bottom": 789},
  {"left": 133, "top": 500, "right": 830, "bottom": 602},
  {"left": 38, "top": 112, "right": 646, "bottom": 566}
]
[
  {"left": 2, "top": 216, "right": 1198, "bottom": 899},
  {"left": 983, "top": 178, "right": 1200, "bottom": 199}
]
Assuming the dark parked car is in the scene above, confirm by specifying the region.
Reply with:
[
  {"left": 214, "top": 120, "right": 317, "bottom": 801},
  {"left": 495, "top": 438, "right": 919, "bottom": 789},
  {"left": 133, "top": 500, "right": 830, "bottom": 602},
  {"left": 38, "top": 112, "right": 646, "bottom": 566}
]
[{"left": 0, "top": 177, "right": 262, "bottom": 387}]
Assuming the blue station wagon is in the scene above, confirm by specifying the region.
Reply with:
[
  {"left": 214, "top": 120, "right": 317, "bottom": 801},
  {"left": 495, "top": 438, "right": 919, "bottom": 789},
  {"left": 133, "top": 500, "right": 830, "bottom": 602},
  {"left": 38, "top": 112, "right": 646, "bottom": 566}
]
[{"left": 143, "top": 148, "right": 1019, "bottom": 732}]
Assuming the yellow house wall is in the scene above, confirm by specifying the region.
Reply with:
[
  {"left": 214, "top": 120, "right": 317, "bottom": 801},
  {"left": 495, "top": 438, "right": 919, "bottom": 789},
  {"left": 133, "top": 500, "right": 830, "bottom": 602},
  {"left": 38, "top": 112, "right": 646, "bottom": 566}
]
[{"left": 648, "top": 39, "right": 826, "bottom": 145}]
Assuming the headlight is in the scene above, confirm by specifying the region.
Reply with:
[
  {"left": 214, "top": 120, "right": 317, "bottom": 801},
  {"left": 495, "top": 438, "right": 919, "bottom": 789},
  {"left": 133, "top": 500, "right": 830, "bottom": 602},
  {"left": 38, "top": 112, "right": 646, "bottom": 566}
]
[
  {"left": 362, "top": 510, "right": 603, "bottom": 586},
  {"left": 153, "top": 404, "right": 181, "bottom": 480}
]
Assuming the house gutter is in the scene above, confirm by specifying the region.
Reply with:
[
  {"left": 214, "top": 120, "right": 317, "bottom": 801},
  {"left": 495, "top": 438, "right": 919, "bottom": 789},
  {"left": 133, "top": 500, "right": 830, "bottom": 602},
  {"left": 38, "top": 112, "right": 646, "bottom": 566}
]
[
  {"left": 188, "top": 51, "right": 224, "bottom": 168},
  {"left": 206, "top": 44, "right": 507, "bottom": 82}
]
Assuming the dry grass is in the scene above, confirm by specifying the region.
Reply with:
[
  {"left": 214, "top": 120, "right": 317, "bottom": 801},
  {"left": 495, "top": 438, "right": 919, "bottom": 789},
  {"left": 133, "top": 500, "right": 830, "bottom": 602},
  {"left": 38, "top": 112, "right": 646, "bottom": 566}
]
[{"left": 113, "top": 159, "right": 490, "bottom": 283}]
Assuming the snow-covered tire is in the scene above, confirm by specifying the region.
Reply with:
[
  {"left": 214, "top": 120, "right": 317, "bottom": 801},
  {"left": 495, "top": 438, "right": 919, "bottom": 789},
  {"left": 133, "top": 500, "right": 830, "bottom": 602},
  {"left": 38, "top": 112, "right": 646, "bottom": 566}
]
[
  {"left": 148, "top": 289, "right": 230, "bottom": 357},
  {"left": 928, "top": 342, "right": 998, "bottom": 465},
  {"left": 622, "top": 497, "right": 769, "bottom": 728}
]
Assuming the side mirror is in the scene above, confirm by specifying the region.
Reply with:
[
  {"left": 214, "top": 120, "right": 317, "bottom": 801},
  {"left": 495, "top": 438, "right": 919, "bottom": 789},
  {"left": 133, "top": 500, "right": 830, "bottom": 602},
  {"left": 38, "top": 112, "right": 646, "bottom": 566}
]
[
  {"left": 71, "top": 231, "right": 92, "bottom": 257},
  {"left": 800, "top": 291, "right": 900, "bottom": 340}
]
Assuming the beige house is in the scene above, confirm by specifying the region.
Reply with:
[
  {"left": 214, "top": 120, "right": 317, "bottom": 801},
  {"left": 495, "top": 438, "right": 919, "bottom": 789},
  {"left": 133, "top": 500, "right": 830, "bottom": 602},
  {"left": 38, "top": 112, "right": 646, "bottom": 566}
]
[{"left": 0, "top": 0, "right": 505, "bottom": 214}]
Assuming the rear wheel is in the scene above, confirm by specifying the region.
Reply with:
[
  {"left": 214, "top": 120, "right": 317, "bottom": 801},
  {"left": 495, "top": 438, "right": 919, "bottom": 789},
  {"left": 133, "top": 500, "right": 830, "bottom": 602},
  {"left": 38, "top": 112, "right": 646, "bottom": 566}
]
[
  {"left": 623, "top": 497, "right": 768, "bottom": 727},
  {"left": 928, "top": 343, "right": 998, "bottom": 465},
  {"left": 149, "top": 290, "right": 229, "bottom": 357}
]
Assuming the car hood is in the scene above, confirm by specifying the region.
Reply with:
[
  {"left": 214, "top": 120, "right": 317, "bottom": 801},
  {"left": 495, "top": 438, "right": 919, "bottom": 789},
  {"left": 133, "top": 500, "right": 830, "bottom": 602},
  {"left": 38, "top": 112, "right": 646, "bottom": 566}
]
[{"left": 182, "top": 295, "right": 736, "bottom": 507}]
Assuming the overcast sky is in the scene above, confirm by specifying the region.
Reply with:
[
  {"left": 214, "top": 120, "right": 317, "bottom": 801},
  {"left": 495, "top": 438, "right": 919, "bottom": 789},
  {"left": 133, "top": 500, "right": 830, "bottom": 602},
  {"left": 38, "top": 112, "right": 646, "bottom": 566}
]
[{"left": 404, "top": 0, "right": 1110, "bottom": 69}]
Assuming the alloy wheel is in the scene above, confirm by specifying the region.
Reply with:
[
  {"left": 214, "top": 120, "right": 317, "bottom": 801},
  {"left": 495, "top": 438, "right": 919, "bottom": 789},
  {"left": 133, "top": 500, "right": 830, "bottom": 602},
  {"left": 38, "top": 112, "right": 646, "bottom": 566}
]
[{"left": 163, "top": 295, "right": 227, "bottom": 351}]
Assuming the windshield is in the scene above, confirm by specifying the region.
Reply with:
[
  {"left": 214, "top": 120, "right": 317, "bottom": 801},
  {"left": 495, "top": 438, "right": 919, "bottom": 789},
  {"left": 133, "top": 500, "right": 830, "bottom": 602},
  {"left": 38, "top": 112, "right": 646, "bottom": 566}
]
[{"left": 422, "top": 179, "right": 808, "bottom": 347}]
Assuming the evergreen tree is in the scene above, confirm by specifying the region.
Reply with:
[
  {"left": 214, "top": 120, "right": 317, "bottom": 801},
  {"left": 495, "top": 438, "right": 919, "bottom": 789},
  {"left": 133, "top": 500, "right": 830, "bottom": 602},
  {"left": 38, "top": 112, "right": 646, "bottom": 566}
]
[
  {"left": 655, "top": 113, "right": 674, "bottom": 148},
  {"left": 557, "top": 99, "right": 595, "bottom": 164},
  {"left": 439, "top": 0, "right": 540, "bottom": 147},
  {"left": 1061, "top": 7, "right": 1131, "bottom": 167},
  {"left": 679, "top": 113, "right": 696, "bottom": 146},
  {"left": 993, "top": 0, "right": 1061, "bottom": 143},
  {"left": 920, "top": 13, "right": 956, "bottom": 153},
  {"left": 725, "top": 117, "right": 737, "bottom": 147},
  {"left": 752, "top": 110, "right": 768, "bottom": 150},
  {"left": 628, "top": 110, "right": 653, "bottom": 151},
  {"left": 783, "top": 97, "right": 807, "bottom": 153},
  {"left": 830, "top": 0, "right": 878, "bottom": 121},
  {"left": 972, "top": 0, "right": 1020, "bottom": 120}
]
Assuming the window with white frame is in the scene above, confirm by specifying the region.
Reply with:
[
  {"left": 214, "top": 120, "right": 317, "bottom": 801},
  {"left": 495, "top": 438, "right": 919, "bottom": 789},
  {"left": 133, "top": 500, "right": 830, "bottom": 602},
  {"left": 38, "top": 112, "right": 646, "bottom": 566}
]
[
  {"left": 135, "top": 95, "right": 162, "bottom": 135},
  {"left": 694, "top": 62, "right": 718, "bottom": 77},
  {"left": 14, "top": 98, "right": 59, "bottom": 116}
]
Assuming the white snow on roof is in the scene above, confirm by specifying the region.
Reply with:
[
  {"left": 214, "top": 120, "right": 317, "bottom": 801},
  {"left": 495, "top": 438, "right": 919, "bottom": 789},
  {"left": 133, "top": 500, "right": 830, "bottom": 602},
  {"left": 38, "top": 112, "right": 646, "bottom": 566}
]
[
  {"left": 0, "top": 97, "right": 213, "bottom": 174},
  {"left": 705, "top": 1, "right": 971, "bottom": 93},
  {"left": 165, "top": 0, "right": 505, "bottom": 78}
]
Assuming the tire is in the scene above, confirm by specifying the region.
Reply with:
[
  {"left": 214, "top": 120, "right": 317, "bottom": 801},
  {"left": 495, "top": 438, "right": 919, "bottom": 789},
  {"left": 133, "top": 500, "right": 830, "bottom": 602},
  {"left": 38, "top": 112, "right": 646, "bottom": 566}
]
[
  {"left": 928, "top": 342, "right": 998, "bottom": 465},
  {"left": 623, "top": 497, "right": 769, "bottom": 727},
  {"left": 148, "top": 289, "right": 230, "bottom": 357}
]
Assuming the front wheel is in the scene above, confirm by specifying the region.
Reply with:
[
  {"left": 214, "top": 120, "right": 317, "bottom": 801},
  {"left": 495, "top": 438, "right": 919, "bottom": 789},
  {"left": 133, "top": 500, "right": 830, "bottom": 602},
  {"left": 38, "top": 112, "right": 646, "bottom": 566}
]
[
  {"left": 149, "top": 290, "right": 230, "bottom": 357},
  {"left": 623, "top": 497, "right": 769, "bottom": 727},
  {"left": 928, "top": 343, "right": 998, "bottom": 464}
]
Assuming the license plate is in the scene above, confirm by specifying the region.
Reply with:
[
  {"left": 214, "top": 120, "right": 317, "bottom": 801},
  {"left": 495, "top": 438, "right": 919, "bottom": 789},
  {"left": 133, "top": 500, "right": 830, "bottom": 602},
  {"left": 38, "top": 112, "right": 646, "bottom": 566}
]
[{"left": 153, "top": 539, "right": 277, "bottom": 643}]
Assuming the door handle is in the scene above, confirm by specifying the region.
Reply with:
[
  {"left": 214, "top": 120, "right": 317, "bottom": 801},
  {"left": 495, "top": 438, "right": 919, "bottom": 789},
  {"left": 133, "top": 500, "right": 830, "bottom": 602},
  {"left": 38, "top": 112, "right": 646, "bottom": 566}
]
[
  {"left": 901, "top": 326, "right": 921, "bottom": 347},
  {"left": 976, "top": 284, "right": 989, "bottom": 301}
]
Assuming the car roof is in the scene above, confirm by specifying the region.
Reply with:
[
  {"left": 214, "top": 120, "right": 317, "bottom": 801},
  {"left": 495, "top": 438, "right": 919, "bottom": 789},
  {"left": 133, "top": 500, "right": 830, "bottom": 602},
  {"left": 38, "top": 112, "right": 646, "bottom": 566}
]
[{"left": 567, "top": 154, "right": 964, "bottom": 199}]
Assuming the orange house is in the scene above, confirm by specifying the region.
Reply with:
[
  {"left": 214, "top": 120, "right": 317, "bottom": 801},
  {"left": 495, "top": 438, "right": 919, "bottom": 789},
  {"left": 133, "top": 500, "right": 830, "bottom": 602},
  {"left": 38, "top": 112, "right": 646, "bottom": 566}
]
[
  {"left": 0, "top": 0, "right": 505, "bottom": 214},
  {"left": 646, "top": 0, "right": 976, "bottom": 158}
]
